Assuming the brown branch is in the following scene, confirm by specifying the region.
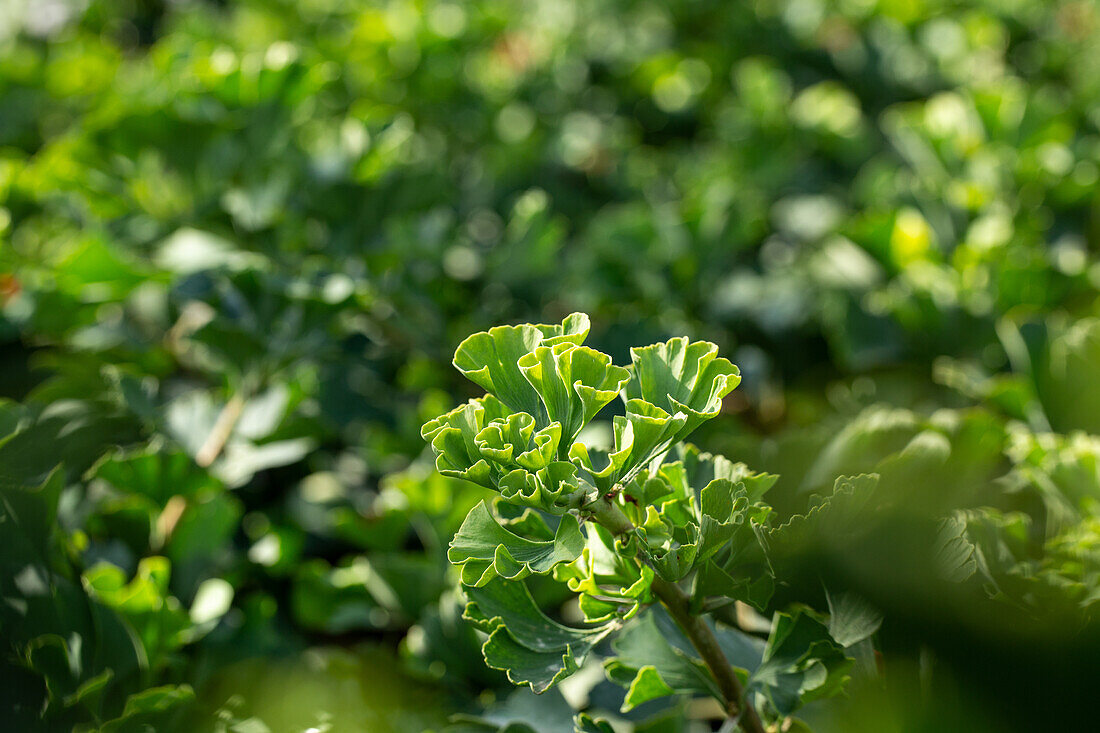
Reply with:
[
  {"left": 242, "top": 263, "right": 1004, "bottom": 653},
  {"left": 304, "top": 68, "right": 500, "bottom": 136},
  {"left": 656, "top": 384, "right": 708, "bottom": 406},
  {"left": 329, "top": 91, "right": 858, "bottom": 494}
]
[{"left": 195, "top": 391, "right": 245, "bottom": 467}]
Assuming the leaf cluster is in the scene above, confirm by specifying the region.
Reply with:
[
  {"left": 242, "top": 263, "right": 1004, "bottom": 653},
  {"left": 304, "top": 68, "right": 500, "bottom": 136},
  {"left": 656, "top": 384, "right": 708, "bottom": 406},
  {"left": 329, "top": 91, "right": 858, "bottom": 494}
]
[{"left": 424, "top": 315, "right": 863, "bottom": 727}]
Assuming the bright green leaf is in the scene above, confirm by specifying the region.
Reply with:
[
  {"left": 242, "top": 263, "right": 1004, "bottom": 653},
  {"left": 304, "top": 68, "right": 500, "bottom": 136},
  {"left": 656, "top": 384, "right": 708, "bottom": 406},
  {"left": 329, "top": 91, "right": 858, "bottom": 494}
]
[
  {"left": 453, "top": 314, "right": 590, "bottom": 420},
  {"left": 623, "top": 337, "right": 741, "bottom": 444}
]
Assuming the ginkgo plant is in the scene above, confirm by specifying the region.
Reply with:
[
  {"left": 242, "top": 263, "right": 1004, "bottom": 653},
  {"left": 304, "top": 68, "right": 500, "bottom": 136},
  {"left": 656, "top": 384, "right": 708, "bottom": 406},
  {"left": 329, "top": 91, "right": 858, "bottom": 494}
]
[{"left": 423, "top": 314, "right": 875, "bottom": 732}]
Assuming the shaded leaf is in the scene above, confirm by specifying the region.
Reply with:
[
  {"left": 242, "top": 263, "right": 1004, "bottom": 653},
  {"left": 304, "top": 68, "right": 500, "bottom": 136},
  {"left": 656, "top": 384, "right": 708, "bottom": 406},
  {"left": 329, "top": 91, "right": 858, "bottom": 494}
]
[
  {"left": 604, "top": 611, "right": 719, "bottom": 711},
  {"left": 464, "top": 580, "right": 617, "bottom": 693},
  {"left": 573, "top": 713, "right": 615, "bottom": 733},
  {"left": 449, "top": 503, "right": 585, "bottom": 587},
  {"left": 748, "top": 610, "right": 851, "bottom": 716},
  {"left": 698, "top": 479, "right": 749, "bottom": 562},
  {"left": 824, "top": 588, "right": 882, "bottom": 648}
]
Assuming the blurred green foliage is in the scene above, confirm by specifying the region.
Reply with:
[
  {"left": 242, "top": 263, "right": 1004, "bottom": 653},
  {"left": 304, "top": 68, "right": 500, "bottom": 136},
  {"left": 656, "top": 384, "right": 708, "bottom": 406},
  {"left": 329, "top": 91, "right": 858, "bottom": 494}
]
[{"left": 2, "top": 0, "right": 1100, "bottom": 730}]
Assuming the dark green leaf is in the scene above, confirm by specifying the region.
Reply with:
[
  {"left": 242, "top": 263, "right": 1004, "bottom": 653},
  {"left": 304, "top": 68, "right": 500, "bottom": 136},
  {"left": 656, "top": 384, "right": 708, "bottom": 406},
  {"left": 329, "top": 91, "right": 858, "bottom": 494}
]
[
  {"left": 463, "top": 580, "right": 617, "bottom": 693},
  {"left": 449, "top": 502, "right": 586, "bottom": 586}
]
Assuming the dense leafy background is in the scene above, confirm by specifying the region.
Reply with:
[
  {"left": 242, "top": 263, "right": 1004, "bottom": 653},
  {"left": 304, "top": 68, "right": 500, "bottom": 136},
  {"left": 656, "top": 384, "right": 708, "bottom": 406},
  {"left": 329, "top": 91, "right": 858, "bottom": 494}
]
[{"left": 2, "top": 0, "right": 1100, "bottom": 730}]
